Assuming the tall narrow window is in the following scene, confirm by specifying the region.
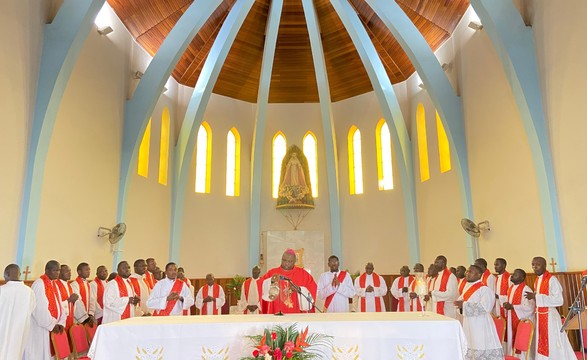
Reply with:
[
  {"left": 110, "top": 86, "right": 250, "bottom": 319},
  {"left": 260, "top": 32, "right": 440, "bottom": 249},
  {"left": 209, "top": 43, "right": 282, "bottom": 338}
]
[
  {"left": 272, "top": 132, "right": 287, "bottom": 198},
  {"left": 226, "top": 127, "right": 241, "bottom": 197},
  {"left": 303, "top": 132, "right": 318, "bottom": 198},
  {"left": 436, "top": 111, "right": 451, "bottom": 173},
  {"left": 376, "top": 119, "right": 394, "bottom": 190},
  {"left": 158, "top": 108, "right": 170, "bottom": 185},
  {"left": 348, "top": 126, "right": 364, "bottom": 195},
  {"left": 137, "top": 119, "right": 151, "bottom": 177},
  {"left": 416, "top": 103, "right": 430, "bottom": 182},
  {"left": 195, "top": 122, "right": 212, "bottom": 193}
]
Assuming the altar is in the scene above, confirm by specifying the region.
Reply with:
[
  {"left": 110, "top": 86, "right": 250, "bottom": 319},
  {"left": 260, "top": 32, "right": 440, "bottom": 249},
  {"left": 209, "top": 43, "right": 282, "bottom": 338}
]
[{"left": 88, "top": 312, "right": 467, "bottom": 359}]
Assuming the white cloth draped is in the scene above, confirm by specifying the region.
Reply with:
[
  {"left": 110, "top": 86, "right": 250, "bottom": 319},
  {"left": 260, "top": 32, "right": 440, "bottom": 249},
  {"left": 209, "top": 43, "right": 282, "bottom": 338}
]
[
  {"left": 102, "top": 278, "right": 135, "bottom": 324},
  {"left": 534, "top": 274, "right": 575, "bottom": 360},
  {"left": 0, "top": 282, "right": 36, "bottom": 360},
  {"left": 130, "top": 273, "right": 152, "bottom": 316},
  {"left": 431, "top": 269, "right": 459, "bottom": 319},
  {"left": 146, "top": 278, "right": 194, "bottom": 316},
  {"left": 195, "top": 284, "right": 226, "bottom": 315},
  {"left": 354, "top": 273, "right": 387, "bottom": 312},
  {"left": 317, "top": 271, "right": 355, "bottom": 313}
]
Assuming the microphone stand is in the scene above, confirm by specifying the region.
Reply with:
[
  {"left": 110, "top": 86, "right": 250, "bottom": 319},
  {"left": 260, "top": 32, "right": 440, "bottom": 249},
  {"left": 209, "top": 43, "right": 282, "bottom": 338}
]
[
  {"left": 285, "top": 278, "right": 322, "bottom": 313},
  {"left": 561, "top": 277, "right": 586, "bottom": 360}
]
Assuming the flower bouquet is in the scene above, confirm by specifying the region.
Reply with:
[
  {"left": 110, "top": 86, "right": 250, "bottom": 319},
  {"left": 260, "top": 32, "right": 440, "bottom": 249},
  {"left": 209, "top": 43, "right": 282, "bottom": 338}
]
[{"left": 241, "top": 323, "right": 332, "bottom": 360}]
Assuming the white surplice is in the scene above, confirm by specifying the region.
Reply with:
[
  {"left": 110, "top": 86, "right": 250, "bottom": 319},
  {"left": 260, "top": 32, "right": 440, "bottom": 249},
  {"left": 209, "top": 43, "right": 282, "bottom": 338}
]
[
  {"left": 24, "top": 278, "right": 67, "bottom": 360},
  {"left": 460, "top": 281, "right": 503, "bottom": 360},
  {"left": 354, "top": 273, "right": 387, "bottom": 312},
  {"left": 534, "top": 274, "right": 575, "bottom": 360},
  {"left": 390, "top": 276, "right": 411, "bottom": 312},
  {"left": 0, "top": 282, "right": 36, "bottom": 360},
  {"left": 130, "top": 273, "right": 152, "bottom": 316},
  {"left": 89, "top": 278, "right": 107, "bottom": 320},
  {"left": 505, "top": 283, "right": 535, "bottom": 357},
  {"left": 430, "top": 269, "right": 459, "bottom": 319},
  {"left": 57, "top": 279, "right": 88, "bottom": 324},
  {"left": 317, "top": 271, "right": 355, "bottom": 313},
  {"left": 494, "top": 272, "right": 512, "bottom": 317},
  {"left": 238, "top": 278, "right": 261, "bottom": 314},
  {"left": 70, "top": 277, "right": 91, "bottom": 320},
  {"left": 102, "top": 278, "right": 135, "bottom": 324},
  {"left": 146, "top": 278, "right": 195, "bottom": 316},
  {"left": 195, "top": 284, "right": 226, "bottom": 315}
]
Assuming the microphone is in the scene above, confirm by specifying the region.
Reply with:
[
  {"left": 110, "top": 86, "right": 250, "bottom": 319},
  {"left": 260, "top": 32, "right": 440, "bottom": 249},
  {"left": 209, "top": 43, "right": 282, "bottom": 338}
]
[{"left": 279, "top": 275, "right": 292, "bottom": 282}]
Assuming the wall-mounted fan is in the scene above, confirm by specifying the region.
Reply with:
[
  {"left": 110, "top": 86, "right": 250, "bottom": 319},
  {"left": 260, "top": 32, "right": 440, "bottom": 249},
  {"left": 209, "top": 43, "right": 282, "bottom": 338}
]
[
  {"left": 460, "top": 218, "right": 490, "bottom": 237},
  {"left": 98, "top": 223, "right": 127, "bottom": 244}
]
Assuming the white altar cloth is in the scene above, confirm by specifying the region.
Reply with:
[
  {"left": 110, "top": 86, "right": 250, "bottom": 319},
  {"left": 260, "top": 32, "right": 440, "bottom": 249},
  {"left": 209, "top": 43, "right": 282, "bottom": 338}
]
[{"left": 88, "top": 312, "right": 467, "bottom": 359}]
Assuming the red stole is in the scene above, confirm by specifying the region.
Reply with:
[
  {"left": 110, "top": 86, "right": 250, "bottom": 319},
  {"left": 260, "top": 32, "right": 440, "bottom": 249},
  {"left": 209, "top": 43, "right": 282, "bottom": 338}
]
[
  {"left": 201, "top": 284, "right": 220, "bottom": 315},
  {"left": 433, "top": 269, "right": 451, "bottom": 315},
  {"left": 129, "top": 277, "right": 142, "bottom": 297},
  {"left": 507, "top": 283, "right": 526, "bottom": 349},
  {"left": 534, "top": 271, "right": 553, "bottom": 357},
  {"left": 154, "top": 279, "right": 185, "bottom": 316},
  {"left": 458, "top": 278, "right": 467, "bottom": 295},
  {"left": 396, "top": 275, "right": 414, "bottom": 312},
  {"left": 55, "top": 279, "right": 74, "bottom": 329},
  {"left": 481, "top": 269, "right": 493, "bottom": 286},
  {"left": 409, "top": 280, "right": 422, "bottom": 311},
  {"left": 145, "top": 271, "right": 155, "bottom": 290},
  {"left": 182, "top": 278, "right": 191, "bottom": 315},
  {"left": 75, "top": 277, "right": 90, "bottom": 311},
  {"left": 243, "top": 278, "right": 262, "bottom": 314},
  {"left": 462, "top": 282, "right": 484, "bottom": 301},
  {"left": 114, "top": 276, "right": 132, "bottom": 320},
  {"left": 94, "top": 277, "right": 105, "bottom": 309},
  {"left": 324, "top": 271, "right": 347, "bottom": 312},
  {"left": 40, "top": 275, "right": 61, "bottom": 320},
  {"left": 359, "top": 273, "right": 382, "bottom": 312},
  {"left": 496, "top": 271, "right": 510, "bottom": 317}
]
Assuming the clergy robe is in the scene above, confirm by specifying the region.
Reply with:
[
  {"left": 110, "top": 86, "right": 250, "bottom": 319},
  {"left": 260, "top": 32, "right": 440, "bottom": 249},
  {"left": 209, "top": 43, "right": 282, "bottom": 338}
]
[
  {"left": 102, "top": 276, "right": 135, "bottom": 324},
  {"left": 390, "top": 275, "right": 414, "bottom": 312},
  {"left": 460, "top": 280, "right": 504, "bottom": 360},
  {"left": 354, "top": 272, "right": 387, "bottom": 312},
  {"left": 144, "top": 271, "right": 156, "bottom": 290},
  {"left": 407, "top": 278, "right": 423, "bottom": 312},
  {"left": 147, "top": 278, "right": 194, "bottom": 316},
  {"left": 0, "top": 281, "right": 36, "bottom": 360},
  {"left": 481, "top": 269, "right": 497, "bottom": 299},
  {"left": 494, "top": 271, "right": 511, "bottom": 317},
  {"left": 24, "top": 276, "right": 67, "bottom": 360},
  {"left": 430, "top": 268, "right": 459, "bottom": 319},
  {"left": 195, "top": 283, "right": 226, "bottom": 315},
  {"left": 70, "top": 276, "right": 92, "bottom": 319},
  {"left": 129, "top": 273, "right": 151, "bottom": 316},
  {"left": 238, "top": 277, "right": 262, "bottom": 314},
  {"left": 317, "top": 270, "right": 355, "bottom": 313},
  {"left": 260, "top": 266, "right": 318, "bottom": 314},
  {"left": 89, "top": 277, "right": 107, "bottom": 321},
  {"left": 506, "top": 283, "right": 535, "bottom": 357},
  {"left": 533, "top": 272, "right": 575, "bottom": 360},
  {"left": 56, "top": 278, "right": 88, "bottom": 327}
]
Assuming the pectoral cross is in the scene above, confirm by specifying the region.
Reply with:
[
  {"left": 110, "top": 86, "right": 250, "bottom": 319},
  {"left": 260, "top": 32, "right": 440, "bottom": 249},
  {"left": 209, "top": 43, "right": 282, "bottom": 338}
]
[
  {"left": 23, "top": 266, "right": 31, "bottom": 281},
  {"left": 549, "top": 258, "right": 557, "bottom": 273}
]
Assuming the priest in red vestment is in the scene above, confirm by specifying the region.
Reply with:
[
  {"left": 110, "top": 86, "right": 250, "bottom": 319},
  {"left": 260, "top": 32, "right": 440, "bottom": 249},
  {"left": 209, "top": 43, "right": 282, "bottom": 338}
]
[{"left": 260, "top": 249, "right": 317, "bottom": 314}]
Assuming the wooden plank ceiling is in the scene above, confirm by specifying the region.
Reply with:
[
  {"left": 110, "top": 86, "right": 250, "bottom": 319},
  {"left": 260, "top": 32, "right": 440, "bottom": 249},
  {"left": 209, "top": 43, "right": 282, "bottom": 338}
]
[{"left": 108, "top": 0, "right": 469, "bottom": 103}]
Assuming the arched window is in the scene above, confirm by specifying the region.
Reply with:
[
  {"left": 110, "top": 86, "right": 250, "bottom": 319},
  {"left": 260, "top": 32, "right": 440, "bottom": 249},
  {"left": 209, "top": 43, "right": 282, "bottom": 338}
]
[
  {"left": 158, "top": 108, "right": 170, "bottom": 185},
  {"left": 436, "top": 111, "right": 451, "bottom": 173},
  {"left": 376, "top": 119, "right": 393, "bottom": 190},
  {"left": 195, "top": 122, "right": 212, "bottom": 193},
  {"left": 303, "top": 131, "right": 318, "bottom": 198},
  {"left": 348, "top": 126, "right": 364, "bottom": 195},
  {"left": 226, "top": 127, "right": 241, "bottom": 197},
  {"left": 416, "top": 103, "right": 430, "bottom": 182},
  {"left": 272, "top": 132, "right": 287, "bottom": 198},
  {"left": 137, "top": 119, "right": 151, "bottom": 178}
]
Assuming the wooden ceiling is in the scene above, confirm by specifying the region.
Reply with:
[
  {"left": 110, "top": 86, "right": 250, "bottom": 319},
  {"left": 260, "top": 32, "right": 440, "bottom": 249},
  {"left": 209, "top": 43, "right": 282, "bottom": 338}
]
[{"left": 108, "top": 0, "right": 469, "bottom": 103}]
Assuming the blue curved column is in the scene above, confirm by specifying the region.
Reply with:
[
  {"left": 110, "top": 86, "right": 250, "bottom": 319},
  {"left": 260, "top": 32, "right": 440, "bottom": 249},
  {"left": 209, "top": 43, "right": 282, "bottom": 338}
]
[
  {"left": 249, "top": 0, "right": 284, "bottom": 267},
  {"left": 330, "top": 0, "right": 419, "bottom": 264},
  {"left": 17, "top": 0, "right": 106, "bottom": 266},
  {"left": 302, "top": 0, "right": 342, "bottom": 258},
  {"left": 469, "top": 0, "right": 566, "bottom": 269},
  {"left": 113, "top": 0, "right": 222, "bottom": 266},
  {"left": 366, "top": 0, "right": 477, "bottom": 262},
  {"left": 169, "top": 0, "right": 255, "bottom": 262}
]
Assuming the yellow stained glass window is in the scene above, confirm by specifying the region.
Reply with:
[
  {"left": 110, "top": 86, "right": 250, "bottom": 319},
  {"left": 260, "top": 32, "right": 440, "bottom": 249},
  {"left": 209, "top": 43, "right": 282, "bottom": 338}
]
[
  {"left": 376, "top": 119, "right": 393, "bottom": 190},
  {"left": 303, "top": 132, "right": 318, "bottom": 198},
  {"left": 195, "top": 122, "right": 212, "bottom": 193},
  {"left": 272, "top": 132, "right": 287, "bottom": 198},
  {"left": 137, "top": 119, "right": 151, "bottom": 178},
  {"left": 226, "top": 127, "right": 241, "bottom": 197},
  {"left": 416, "top": 104, "right": 430, "bottom": 182},
  {"left": 348, "top": 126, "right": 364, "bottom": 194}
]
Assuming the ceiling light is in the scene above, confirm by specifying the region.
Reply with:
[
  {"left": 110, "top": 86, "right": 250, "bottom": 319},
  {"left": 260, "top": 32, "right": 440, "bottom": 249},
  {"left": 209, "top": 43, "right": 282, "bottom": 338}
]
[
  {"left": 468, "top": 21, "right": 483, "bottom": 31},
  {"left": 97, "top": 26, "right": 113, "bottom": 36}
]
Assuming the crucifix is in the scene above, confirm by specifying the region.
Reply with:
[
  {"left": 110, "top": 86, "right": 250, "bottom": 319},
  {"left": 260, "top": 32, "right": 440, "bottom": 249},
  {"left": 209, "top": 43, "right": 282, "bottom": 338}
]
[
  {"left": 23, "top": 266, "right": 31, "bottom": 281},
  {"left": 549, "top": 258, "right": 557, "bottom": 273}
]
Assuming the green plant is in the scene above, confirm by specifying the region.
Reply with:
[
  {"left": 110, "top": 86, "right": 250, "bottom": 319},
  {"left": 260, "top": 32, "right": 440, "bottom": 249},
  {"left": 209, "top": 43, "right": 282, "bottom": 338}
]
[{"left": 226, "top": 274, "right": 246, "bottom": 299}]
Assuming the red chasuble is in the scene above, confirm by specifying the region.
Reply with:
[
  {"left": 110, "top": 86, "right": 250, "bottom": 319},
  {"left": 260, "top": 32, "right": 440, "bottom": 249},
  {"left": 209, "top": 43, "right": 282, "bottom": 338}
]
[
  {"left": 260, "top": 267, "right": 318, "bottom": 314},
  {"left": 534, "top": 271, "right": 553, "bottom": 357}
]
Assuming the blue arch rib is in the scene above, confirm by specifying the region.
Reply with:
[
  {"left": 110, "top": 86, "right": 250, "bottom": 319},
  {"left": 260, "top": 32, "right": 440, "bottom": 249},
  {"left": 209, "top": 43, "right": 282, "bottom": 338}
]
[
  {"left": 330, "top": 0, "right": 419, "bottom": 264},
  {"left": 113, "top": 0, "right": 222, "bottom": 267},
  {"left": 366, "top": 0, "right": 477, "bottom": 262},
  {"left": 169, "top": 0, "right": 256, "bottom": 262},
  {"left": 249, "top": 0, "right": 284, "bottom": 267},
  {"left": 469, "top": 0, "right": 566, "bottom": 269},
  {"left": 302, "top": 0, "right": 343, "bottom": 258},
  {"left": 17, "top": 0, "right": 106, "bottom": 266}
]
